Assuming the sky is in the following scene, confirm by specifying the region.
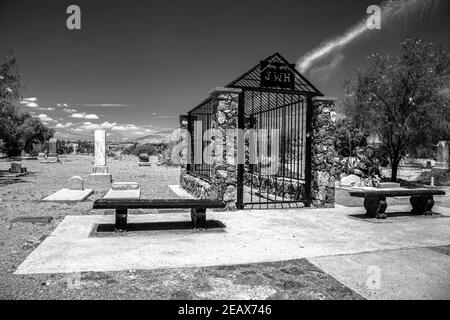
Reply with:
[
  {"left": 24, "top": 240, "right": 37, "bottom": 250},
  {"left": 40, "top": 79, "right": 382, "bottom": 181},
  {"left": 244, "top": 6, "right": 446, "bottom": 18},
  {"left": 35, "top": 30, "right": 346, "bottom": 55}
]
[{"left": 1, "top": 0, "right": 449, "bottom": 140}]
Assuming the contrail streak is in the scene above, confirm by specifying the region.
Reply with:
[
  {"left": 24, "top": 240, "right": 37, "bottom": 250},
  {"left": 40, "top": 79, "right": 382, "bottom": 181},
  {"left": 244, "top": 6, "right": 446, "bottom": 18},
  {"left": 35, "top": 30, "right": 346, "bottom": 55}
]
[{"left": 296, "top": 0, "right": 441, "bottom": 73}]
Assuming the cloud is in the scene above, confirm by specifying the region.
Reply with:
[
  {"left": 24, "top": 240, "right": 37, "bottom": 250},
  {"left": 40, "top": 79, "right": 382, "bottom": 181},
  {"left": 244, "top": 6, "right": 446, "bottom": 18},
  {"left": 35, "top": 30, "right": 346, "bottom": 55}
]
[
  {"left": 83, "top": 104, "right": 128, "bottom": 107},
  {"left": 55, "top": 122, "right": 74, "bottom": 129},
  {"left": 63, "top": 108, "right": 77, "bottom": 114},
  {"left": 38, "top": 107, "right": 55, "bottom": 111},
  {"left": 33, "top": 114, "right": 56, "bottom": 122},
  {"left": 85, "top": 114, "right": 100, "bottom": 120},
  {"left": 133, "top": 132, "right": 144, "bottom": 135},
  {"left": 70, "top": 112, "right": 99, "bottom": 120},
  {"left": 111, "top": 124, "right": 140, "bottom": 131},
  {"left": 20, "top": 97, "right": 37, "bottom": 103},
  {"left": 76, "top": 121, "right": 117, "bottom": 131},
  {"left": 19, "top": 97, "right": 40, "bottom": 108}
]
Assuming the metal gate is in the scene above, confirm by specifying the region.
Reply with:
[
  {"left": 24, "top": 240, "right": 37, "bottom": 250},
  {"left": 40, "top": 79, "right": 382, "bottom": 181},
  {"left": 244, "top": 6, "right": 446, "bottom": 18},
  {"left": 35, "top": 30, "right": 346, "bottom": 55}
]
[
  {"left": 184, "top": 53, "right": 322, "bottom": 209},
  {"left": 237, "top": 89, "right": 309, "bottom": 209}
]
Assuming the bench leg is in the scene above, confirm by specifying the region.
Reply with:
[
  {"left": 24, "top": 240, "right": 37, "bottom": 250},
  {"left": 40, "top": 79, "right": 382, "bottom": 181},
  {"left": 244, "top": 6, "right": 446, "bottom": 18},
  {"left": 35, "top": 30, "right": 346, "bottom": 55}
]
[
  {"left": 191, "top": 208, "right": 207, "bottom": 230},
  {"left": 115, "top": 209, "right": 128, "bottom": 232},
  {"left": 364, "top": 196, "right": 387, "bottom": 219},
  {"left": 410, "top": 196, "right": 434, "bottom": 215}
]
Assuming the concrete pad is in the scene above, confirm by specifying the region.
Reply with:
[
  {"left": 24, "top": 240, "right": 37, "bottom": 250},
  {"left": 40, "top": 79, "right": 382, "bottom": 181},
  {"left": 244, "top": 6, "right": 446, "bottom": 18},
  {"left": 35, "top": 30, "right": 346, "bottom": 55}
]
[
  {"left": 42, "top": 188, "right": 94, "bottom": 202},
  {"left": 112, "top": 182, "right": 139, "bottom": 190},
  {"left": 168, "top": 185, "right": 196, "bottom": 199},
  {"left": 103, "top": 189, "right": 141, "bottom": 199},
  {"left": 309, "top": 248, "right": 450, "bottom": 300},
  {"left": 15, "top": 204, "right": 450, "bottom": 275}
]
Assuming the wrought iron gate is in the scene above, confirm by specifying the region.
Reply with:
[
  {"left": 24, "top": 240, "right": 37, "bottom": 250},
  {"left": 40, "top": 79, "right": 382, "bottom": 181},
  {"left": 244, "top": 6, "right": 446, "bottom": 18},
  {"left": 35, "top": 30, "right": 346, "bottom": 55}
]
[{"left": 237, "top": 89, "right": 309, "bottom": 209}]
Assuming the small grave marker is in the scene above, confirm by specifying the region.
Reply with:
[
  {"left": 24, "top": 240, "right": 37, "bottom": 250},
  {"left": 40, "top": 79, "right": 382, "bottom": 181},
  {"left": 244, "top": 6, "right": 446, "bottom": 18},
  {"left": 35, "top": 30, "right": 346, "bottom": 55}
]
[{"left": 68, "top": 176, "right": 84, "bottom": 190}]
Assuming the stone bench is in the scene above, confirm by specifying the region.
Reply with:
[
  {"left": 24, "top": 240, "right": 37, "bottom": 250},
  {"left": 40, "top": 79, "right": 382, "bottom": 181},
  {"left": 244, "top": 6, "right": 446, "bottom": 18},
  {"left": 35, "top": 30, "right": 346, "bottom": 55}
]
[
  {"left": 349, "top": 188, "right": 446, "bottom": 219},
  {"left": 92, "top": 199, "right": 226, "bottom": 232}
]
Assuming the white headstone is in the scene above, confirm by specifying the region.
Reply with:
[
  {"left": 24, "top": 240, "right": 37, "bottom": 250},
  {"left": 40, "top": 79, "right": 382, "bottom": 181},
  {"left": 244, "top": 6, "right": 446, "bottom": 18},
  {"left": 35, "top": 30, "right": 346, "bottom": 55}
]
[
  {"left": 435, "top": 141, "right": 450, "bottom": 170},
  {"left": 94, "top": 130, "right": 106, "bottom": 167},
  {"left": 68, "top": 176, "right": 84, "bottom": 190}
]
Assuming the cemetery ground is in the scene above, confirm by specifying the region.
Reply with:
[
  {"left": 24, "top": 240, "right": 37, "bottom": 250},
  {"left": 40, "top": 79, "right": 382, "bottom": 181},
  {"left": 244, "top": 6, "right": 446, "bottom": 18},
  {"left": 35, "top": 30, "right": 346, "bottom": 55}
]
[{"left": 0, "top": 156, "right": 449, "bottom": 300}]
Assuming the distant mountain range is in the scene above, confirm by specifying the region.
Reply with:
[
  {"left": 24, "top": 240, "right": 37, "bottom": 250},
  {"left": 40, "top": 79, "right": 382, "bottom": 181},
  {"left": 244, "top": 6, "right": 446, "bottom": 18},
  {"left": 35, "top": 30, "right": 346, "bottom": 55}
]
[
  {"left": 135, "top": 130, "right": 174, "bottom": 144},
  {"left": 54, "top": 128, "right": 174, "bottom": 144}
]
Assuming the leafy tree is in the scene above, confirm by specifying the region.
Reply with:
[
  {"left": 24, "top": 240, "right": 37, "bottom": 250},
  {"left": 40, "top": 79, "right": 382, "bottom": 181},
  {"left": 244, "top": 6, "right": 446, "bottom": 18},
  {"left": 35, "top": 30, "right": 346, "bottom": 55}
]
[
  {"left": 0, "top": 54, "right": 54, "bottom": 156},
  {"left": 344, "top": 39, "right": 450, "bottom": 181},
  {"left": 76, "top": 140, "right": 94, "bottom": 154},
  {"left": 335, "top": 119, "right": 369, "bottom": 157}
]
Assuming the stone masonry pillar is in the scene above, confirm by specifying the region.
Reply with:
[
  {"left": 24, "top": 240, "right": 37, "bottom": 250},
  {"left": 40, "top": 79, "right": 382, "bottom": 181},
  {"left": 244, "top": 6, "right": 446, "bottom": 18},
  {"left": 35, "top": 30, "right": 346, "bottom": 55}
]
[
  {"left": 209, "top": 87, "right": 242, "bottom": 210},
  {"left": 310, "top": 96, "right": 338, "bottom": 208},
  {"left": 179, "top": 115, "right": 190, "bottom": 178}
]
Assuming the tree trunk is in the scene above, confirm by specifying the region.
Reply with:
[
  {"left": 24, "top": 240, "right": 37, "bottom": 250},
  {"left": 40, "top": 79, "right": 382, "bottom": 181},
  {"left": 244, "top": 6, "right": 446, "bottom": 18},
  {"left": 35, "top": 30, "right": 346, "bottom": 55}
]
[{"left": 391, "top": 157, "right": 401, "bottom": 182}]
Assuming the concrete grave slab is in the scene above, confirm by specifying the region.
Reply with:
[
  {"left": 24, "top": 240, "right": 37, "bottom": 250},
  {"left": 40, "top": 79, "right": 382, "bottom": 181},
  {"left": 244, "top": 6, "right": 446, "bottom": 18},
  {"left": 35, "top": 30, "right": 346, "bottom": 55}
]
[
  {"left": 15, "top": 205, "right": 450, "bottom": 275},
  {"left": 112, "top": 182, "right": 139, "bottom": 190},
  {"left": 42, "top": 188, "right": 94, "bottom": 202},
  {"left": 103, "top": 189, "right": 141, "bottom": 199},
  {"left": 168, "top": 185, "right": 196, "bottom": 199},
  {"left": 309, "top": 248, "right": 450, "bottom": 300}
]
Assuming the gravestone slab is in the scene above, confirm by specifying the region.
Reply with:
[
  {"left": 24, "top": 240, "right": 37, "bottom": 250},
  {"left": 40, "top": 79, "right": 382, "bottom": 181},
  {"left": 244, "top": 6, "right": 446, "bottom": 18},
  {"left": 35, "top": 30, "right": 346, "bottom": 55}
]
[
  {"left": 379, "top": 182, "right": 401, "bottom": 189},
  {"left": 340, "top": 174, "right": 362, "bottom": 187},
  {"left": 112, "top": 182, "right": 139, "bottom": 190},
  {"left": 68, "top": 176, "right": 83, "bottom": 190},
  {"left": 103, "top": 189, "right": 141, "bottom": 200},
  {"left": 105, "top": 182, "right": 141, "bottom": 199},
  {"left": 43, "top": 188, "right": 94, "bottom": 202}
]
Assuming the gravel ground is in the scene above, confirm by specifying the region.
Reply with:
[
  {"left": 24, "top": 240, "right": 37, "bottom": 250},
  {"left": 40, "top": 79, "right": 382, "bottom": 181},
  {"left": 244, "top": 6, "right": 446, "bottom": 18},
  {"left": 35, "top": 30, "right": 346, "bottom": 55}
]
[{"left": 0, "top": 155, "right": 362, "bottom": 300}]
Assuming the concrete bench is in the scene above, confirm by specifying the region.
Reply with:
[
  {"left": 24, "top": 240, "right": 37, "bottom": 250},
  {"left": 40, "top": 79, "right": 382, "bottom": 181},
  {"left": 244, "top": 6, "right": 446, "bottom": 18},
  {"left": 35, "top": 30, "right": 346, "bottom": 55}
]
[
  {"left": 92, "top": 199, "right": 226, "bottom": 232},
  {"left": 349, "top": 188, "right": 446, "bottom": 219}
]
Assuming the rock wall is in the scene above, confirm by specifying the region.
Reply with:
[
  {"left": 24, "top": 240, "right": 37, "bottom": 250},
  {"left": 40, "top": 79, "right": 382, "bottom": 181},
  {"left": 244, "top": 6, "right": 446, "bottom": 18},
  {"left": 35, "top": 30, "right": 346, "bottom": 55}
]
[
  {"left": 180, "top": 88, "right": 241, "bottom": 210},
  {"left": 310, "top": 97, "right": 339, "bottom": 208},
  {"left": 208, "top": 89, "right": 241, "bottom": 210},
  {"left": 180, "top": 174, "right": 215, "bottom": 199},
  {"left": 244, "top": 173, "right": 306, "bottom": 201}
]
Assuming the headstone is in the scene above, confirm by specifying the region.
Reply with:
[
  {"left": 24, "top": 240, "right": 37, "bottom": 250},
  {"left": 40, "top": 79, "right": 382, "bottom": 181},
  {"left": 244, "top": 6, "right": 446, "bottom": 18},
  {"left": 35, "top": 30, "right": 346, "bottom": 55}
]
[
  {"left": 20, "top": 150, "right": 26, "bottom": 158},
  {"left": 9, "top": 162, "right": 25, "bottom": 174},
  {"left": 48, "top": 138, "right": 58, "bottom": 157},
  {"left": 435, "top": 141, "right": 450, "bottom": 170},
  {"left": 88, "top": 129, "right": 112, "bottom": 183},
  {"left": 92, "top": 130, "right": 108, "bottom": 173},
  {"left": 139, "top": 154, "right": 149, "bottom": 162},
  {"left": 149, "top": 156, "right": 159, "bottom": 166},
  {"left": 68, "top": 176, "right": 84, "bottom": 190},
  {"left": 44, "top": 138, "right": 60, "bottom": 163}
]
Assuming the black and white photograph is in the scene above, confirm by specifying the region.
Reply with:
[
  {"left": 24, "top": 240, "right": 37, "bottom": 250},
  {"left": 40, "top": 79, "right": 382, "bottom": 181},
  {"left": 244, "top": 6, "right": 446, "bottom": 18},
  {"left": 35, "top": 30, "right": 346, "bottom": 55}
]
[{"left": 0, "top": 0, "right": 449, "bottom": 304}]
